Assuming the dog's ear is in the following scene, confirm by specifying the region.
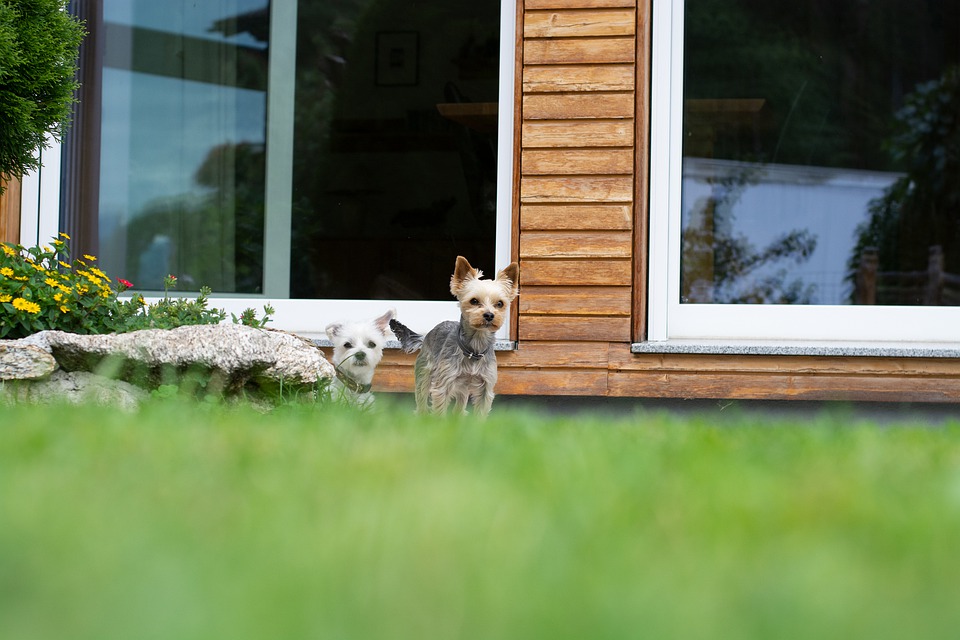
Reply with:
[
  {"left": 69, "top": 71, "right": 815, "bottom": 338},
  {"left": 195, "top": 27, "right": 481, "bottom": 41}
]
[
  {"left": 374, "top": 309, "right": 396, "bottom": 336},
  {"left": 450, "top": 255, "right": 478, "bottom": 297},
  {"left": 325, "top": 323, "right": 342, "bottom": 340},
  {"left": 496, "top": 262, "right": 520, "bottom": 299}
]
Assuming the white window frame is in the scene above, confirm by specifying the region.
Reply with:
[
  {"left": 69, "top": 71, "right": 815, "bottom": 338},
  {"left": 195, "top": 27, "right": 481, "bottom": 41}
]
[
  {"left": 19, "top": 136, "right": 62, "bottom": 249},
  {"left": 30, "top": 0, "right": 516, "bottom": 341},
  {"left": 647, "top": 0, "right": 960, "bottom": 346}
]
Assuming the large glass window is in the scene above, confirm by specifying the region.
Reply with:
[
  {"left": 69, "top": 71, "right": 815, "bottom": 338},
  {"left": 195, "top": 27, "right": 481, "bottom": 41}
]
[
  {"left": 82, "top": 0, "right": 513, "bottom": 336},
  {"left": 682, "top": 0, "right": 959, "bottom": 307},
  {"left": 290, "top": 0, "right": 501, "bottom": 301},
  {"left": 649, "top": 0, "right": 960, "bottom": 342}
]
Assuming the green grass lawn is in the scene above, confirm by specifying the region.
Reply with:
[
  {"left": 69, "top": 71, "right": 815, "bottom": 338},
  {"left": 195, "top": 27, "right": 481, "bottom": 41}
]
[{"left": 2, "top": 398, "right": 960, "bottom": 639}]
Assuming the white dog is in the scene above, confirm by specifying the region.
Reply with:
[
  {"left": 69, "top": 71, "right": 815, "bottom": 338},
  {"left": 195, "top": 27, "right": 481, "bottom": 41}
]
[{"left": 325, "top": 309, "right": 395, "bottom": 407}]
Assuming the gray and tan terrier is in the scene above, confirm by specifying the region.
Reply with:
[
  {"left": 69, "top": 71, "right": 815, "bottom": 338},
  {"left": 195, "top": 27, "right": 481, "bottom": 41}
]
[{"left": 390, "top": 256, "right": 519, "bottom": 416}]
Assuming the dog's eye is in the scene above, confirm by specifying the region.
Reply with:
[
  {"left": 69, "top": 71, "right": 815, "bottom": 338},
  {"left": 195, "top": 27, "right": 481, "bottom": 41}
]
[
  {"left": 343, "top": 342, "right": 353, "bottom": 349},
  {"left": 470, "top": 298, "right": 480, "bottom": 306},
  {"left": 367, "top": 341, "right": 376, "bottom": 348},
  {"left": 495, "top": 301, "right": 504, "bottom": 308}
]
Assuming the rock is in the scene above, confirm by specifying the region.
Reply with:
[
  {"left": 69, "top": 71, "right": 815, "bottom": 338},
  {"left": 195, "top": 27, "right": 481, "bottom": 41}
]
[
  {"left": 3, "top": 370, "right": 147, "bottom": 411},
  {"left": 0, "top": 342, "right": 57, "bottom": 380},
  {"left": 2, "top": 325, "right": 335, "bottom": 402}
]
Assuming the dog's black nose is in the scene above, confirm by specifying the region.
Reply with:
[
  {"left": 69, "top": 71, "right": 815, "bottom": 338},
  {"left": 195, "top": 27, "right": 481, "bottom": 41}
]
[
  {"left": 483, "top": 312, "right": 494, "bottom": 322},
  {"left": 355, "top": 351, "right": 366, "bottom": 361}
]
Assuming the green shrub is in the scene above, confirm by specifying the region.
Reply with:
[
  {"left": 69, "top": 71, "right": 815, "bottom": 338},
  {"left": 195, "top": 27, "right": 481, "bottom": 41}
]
[{"left": 0, "top": 0, "right": 85, "bottom": 189}]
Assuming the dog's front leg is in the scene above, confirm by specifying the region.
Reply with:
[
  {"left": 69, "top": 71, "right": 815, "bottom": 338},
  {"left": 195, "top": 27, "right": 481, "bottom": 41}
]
[
  {"left": 429, "top": 386, "right": 451, "bottom": 414},
  {"left": 473, "top": 386, "right": 495, "bottom": 417}
]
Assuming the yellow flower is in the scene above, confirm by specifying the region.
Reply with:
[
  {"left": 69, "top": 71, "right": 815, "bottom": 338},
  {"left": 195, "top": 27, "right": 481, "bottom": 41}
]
[
  {"left": 83, "top": 254, "right": 97, "bottom": 262},
  {"left": 12, "top": 298, "right": 41, "bottom": 314},
  {"left": 0, "top": 294, "right": 11, "bottom": 303},
  {"left": 60, "top": 305, "right": 70, "bottom": 313},
  {"left": 45, "top": 277, "right": 59, "bottom": 287},
  {"left": 0, "top": 267, "right": 13, "bottom": 277},
  {"left": 59, "top": 232, "right": 71, "bottom": 240},
  {"left": 1, "top": 244, "right": 15, "bottom": 257},
  {"left": 30, "top": 262, "right": 45, "bottom": 272}
]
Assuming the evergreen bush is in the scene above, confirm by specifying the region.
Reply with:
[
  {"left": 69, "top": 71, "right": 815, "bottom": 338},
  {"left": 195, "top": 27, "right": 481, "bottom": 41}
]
[{"left": 0, "top": 0, "right": 84, "bottom": 190}]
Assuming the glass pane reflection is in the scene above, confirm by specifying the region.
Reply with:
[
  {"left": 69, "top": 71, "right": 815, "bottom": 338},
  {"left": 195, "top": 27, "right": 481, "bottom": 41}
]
[
  {"left": 98, "top": 1, "right": 269, "bottom": 293},
  {"left": 681, "top": 0, "right": 960, "bottom": 305}
]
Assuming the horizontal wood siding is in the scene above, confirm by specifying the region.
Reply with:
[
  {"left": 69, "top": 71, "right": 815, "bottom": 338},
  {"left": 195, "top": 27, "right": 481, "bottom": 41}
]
[
  {"left": 373, "top": 1, "right": 960, "bottom": 404},
  {"left": 518, "top": 0, "right": 636, "bottom": 350}
]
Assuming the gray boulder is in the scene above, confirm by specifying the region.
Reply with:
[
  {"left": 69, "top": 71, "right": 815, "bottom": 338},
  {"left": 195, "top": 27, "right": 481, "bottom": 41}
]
[
  {"left": 0, "top": 342, "right": 57, "bottom": 380},
  {"left": 4, "top": 370, "right": 147, "bottom": 411}
]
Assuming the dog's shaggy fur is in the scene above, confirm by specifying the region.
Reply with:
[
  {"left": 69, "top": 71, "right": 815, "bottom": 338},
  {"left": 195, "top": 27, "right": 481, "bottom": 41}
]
[{"left": 391, "top": 256, "right": 519, "bottom": 416}]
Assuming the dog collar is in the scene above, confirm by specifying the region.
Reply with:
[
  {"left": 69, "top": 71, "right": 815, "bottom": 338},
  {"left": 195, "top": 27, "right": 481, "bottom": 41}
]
[
  {"left": 457, "top": 328, "right": 487, "bottom": 361},
  {"left": 335, "top": 365, "right": 372, "bottom": 394}
]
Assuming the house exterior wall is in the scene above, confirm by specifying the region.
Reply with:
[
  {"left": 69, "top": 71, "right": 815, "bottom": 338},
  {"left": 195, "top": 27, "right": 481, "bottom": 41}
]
[
  {"left": 369, "top": 0, "right": 960, "bottom": 403},
  {"left": 371, "top": 0, "right": 645, "bottom": 398},
  {"left": 7, "top": 1, "right": 960, "bottom": 403}
]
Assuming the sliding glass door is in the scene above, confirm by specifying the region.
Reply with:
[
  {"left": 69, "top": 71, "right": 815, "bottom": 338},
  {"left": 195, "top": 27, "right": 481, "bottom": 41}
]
[{"left": 81, "top": 0, "right": 514, "bottom": 336}]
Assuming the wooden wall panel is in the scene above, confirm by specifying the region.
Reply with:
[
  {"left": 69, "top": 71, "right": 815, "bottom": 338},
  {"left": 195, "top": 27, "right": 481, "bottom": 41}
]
[
  {"left": 522, "top": 149, "right": 633, "bottom": 175},
  {"left": 374, "top": 343, "right": 960, "bottom": 405},
  {"left": 524, "top": 10, "right": 636, "bottom": 38},
  {"left": 520, "top": 286, "right": 632, "bottom": 316},
  {"left": 607, "top": 370, "right": 960, "bottom": 403},
  {"left": 526, "top": 0, "right": 635, "bottom": 9},
  {"left": 520, "top": 259, "right": 632, "bottom": 286},
  {"left": 523, "top": 65, "right": 635, "bottom": 92},
  {"left": 519, "top": 317, "right": 631, "bottom": 342},
  {"left": 608, "top": 350, "right": 960, "bottom": 377},
  {"left": 632, "top": 0, "right": 652, "bottom": 342},
  {"left": 523, "top": 92, "right": 634, "bottom": 119},
  {"left": 497, "top": 340, "right": 610, "bottom": 368},
  {"left": 522, "top": 120, "right": 633, "bottom": 147},
  {"left": 520, "top": 176, "right": 633, "bottom": 203},
  {"left": 524, "top": 38, "right": 635, "bottom": 65},
  {"left": 520, "top": 204, "right": 632, "bottom": 230},
  {"left": 520, "top": 231, "right": 633, "bottom": 258},
  {"left": 496, "top": 369, "right": 609, "bottom": 396},
  {"left": 0, "top": 176, "right": 21, "bottom": 244}
]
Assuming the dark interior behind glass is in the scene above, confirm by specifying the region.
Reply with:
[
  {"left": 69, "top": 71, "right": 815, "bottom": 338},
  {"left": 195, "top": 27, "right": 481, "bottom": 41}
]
[{"left": 290, "top": 0, "right": 500, "bottom": 300}]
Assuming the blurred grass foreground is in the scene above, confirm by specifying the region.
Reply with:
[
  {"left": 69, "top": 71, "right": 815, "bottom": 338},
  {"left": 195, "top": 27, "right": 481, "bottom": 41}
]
[{"left": 2, "top": 399, "right": 960, "bottom": 639}]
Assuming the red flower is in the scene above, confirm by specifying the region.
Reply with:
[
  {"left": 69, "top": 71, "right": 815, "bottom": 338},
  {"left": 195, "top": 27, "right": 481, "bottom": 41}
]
[{"left": 118, "top": 278, "right": 134, "bottom": 291}]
